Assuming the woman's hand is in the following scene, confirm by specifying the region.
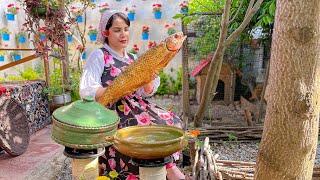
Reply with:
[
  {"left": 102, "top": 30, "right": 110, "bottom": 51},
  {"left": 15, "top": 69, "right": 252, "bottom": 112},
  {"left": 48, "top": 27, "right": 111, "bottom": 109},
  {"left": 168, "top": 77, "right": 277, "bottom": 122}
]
[{"left": 143, "top": 73, "right": 158, "bottom": 94}]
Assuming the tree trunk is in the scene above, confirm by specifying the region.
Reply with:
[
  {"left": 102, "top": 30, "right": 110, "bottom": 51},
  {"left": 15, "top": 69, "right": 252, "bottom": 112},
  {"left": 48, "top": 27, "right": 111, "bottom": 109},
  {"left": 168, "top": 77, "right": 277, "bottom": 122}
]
[
  {"left": 61, "top": 0, "right": 70, "bottom": 91},
  {"left": 255, "top": 1, "right": 320, "bottom": 179},
  {"left": 193, "top": 0, "right": 231, "bottom": 127},
  {"left": 181, "top": 21, "right": 191, "bottom": 130}
]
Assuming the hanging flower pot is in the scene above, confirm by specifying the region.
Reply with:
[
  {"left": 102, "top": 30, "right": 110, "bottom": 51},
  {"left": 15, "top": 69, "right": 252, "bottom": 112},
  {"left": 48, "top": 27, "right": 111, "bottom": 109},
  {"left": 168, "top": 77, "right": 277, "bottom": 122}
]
[
  {"left": 6, "top": 3, "right": 19, "bottom": 21},
  {"left": 67, "top": 34, "right": 73, "bottom": 43},
  {"left": 179, "top": 1, "right": 189, "bottom": 15},
  {"left": 18, "top": 36, "right": 26, "bottom": 43},
  {"left": 99, "top": 3, "right": 110, "bottom": 14},
  {"left": 0, "top": 56, "right": 5, "bottom": 62},
  {"left": 89, "top": 34, "right": 97, "bottom": 41},
  {"left": 12, "top": 54, "right": 21, "bottom": 61},
  {"left": 127, "top": 12, "right": 135, "bottom": 21},
  {"left": 125, "top": 5, "right": 136, "bottom": 21},
  {"left": 0, "top": 28, "right": 10, "bottom": 41},
  {"left": 142, "top": 32, "right": 149, "bottom": 40},
  {"left": 76, "top": 15, "right": 83, "bottom": 23},
  {"left": 81, "top": 51, "right": 87, "bottom": 60},
  {"left": 40, "top": 34, "right": 46, "bottom": 41},
  {"left": 141, "top": 25, "right": 150, "bottom": 40},
  {"left": 152, "top": 3, "right": 162, "bottom": 19},
  {"left": 6, "top": 13, "right": 15, "bottom": 21},
  {"left": 2, "top": 33, "right": 10, "bottom": 41},
  {"left": 16, "top": 31, "right": 27, "bottom": 44},
  {"left": 88, "top": 25, "right": 98, "bottom": 42},
  {"left": 154, "top": 11, "right": 162, "bottom": 19},
  {"left": 165, "top": 23, "right": 177, "bottom": 36}
]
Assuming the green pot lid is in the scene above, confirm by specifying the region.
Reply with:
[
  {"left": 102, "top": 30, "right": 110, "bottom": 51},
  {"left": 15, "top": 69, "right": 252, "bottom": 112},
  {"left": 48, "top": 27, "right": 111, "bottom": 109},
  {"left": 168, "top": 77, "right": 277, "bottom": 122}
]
[{"left": 53, "top": 96, "right": 119, "bottom": 128}]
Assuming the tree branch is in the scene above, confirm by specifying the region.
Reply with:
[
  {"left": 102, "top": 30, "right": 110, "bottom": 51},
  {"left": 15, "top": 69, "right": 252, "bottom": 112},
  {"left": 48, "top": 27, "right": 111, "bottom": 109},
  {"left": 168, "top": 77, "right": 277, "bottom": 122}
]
[
  {"left": 245, "top": 0, "right": 256, "bottom": 17},
  {"left": 193, "top": 0, "right": 232, "bottom": 127},
  {"left": 229, "top": 0, "right": 245, "bottom": 24},
  {"left": 224, "top": 0, "right": 264, "bottom": 47}
]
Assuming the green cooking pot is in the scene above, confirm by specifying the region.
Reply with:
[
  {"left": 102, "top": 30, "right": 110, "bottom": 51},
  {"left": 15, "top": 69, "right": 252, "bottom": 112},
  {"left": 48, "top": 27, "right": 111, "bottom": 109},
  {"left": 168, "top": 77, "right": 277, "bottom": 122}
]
[{"left": 51, "top": 96, "right": 119, "bottom": 149}]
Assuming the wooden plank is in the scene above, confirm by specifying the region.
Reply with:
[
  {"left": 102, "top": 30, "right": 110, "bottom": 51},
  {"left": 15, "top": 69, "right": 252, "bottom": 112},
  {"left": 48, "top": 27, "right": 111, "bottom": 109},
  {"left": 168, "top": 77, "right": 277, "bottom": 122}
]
[
  {"left": 0, "top": 48, "right": 36, "bottom": 51},
  {"left": 0, "top": 54, "right": 39, "bottom": 71}
]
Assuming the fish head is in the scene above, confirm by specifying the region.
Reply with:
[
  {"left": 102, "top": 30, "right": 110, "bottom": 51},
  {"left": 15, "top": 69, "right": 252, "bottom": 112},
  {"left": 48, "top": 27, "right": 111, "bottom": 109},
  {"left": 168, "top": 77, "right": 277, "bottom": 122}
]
[{"left": 165, "top": 32, "right": 187, "bottom": 52}]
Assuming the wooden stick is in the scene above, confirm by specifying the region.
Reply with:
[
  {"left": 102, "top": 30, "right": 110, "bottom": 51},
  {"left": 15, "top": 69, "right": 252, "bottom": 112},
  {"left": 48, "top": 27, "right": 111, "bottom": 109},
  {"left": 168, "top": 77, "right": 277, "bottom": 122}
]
[
  {"left": 0, "top": 54, "right": 39, "bottom": 71},
  {"left": 192, "top": 145, "right": 199, "bottom": 179},
  {"left": 0, "top": 48, "right": 37, "bottom": 51},
  {"left": 216, "top": 160, "right": 256, "bottom": 166}
]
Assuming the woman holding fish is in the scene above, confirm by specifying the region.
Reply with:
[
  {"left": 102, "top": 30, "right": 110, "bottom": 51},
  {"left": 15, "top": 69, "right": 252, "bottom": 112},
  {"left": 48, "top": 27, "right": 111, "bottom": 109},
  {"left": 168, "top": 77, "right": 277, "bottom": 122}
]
[{"left": 80, "top": 10, "right": 186, "bottom": 180}]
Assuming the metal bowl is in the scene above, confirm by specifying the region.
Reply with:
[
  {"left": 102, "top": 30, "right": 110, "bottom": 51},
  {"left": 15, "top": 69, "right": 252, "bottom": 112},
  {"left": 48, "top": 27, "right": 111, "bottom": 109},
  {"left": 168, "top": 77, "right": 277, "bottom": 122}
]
[{"left": 105, "top": 125, "right": 187, "bottom": 159}]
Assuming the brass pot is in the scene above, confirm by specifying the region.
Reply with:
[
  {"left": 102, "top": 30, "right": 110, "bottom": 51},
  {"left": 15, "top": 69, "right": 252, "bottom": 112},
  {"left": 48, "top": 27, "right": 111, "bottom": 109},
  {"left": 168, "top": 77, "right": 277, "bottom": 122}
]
[
  {"left": 52, "top": 97, "right": 119, "bottom": 150},
  {"left": 105, "top": 125, "right": 187, "bottom": 159}
]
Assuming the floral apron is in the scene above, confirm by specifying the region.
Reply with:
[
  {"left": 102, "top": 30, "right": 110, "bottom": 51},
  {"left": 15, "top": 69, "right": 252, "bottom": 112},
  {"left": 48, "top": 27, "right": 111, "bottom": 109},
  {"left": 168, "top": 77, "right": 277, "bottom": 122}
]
[{"left": 98, "top": 48, "right": 183, "bottom": 180}]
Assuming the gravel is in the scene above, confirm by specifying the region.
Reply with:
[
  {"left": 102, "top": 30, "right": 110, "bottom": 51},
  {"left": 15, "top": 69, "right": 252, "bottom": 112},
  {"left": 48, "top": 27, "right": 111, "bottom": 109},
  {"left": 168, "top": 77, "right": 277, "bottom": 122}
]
[{"left": 208, "top": 142, "right": 320, "bottom": 166}]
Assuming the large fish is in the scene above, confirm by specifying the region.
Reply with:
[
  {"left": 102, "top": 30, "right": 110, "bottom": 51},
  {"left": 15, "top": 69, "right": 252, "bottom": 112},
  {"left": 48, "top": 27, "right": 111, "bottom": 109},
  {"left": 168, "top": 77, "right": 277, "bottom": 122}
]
[{"left": 97, "top": 32, "right": 186, "bottom": 106}]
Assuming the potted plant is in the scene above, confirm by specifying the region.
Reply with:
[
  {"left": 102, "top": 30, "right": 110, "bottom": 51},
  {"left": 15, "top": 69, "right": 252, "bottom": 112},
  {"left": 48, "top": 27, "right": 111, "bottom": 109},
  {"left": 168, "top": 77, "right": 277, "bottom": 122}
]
[
  {"left": 71, "top": 6, "right": 83, "bottom": 23},
  {"left": 0, "top": 28, "right": 11, "bottom": 41},
  {"left": 87, "top": 25, "right": 98, "bottom": 42},
  {"left": 129, "top": 44, "right": 139, "bottom": 55},
  {"left": 179, "top": 1, "right": 189, "bottom": 14},
  {"left": 16, "top": 29, "right": 27, "bottom": 44},
  {"left": 38, "top": 26, "right": 47, "bottom": 41},
  {"left": 125, "top": 5, "right": 136, "bottom": 21},
  {"left": 165, "top": 23, "right": 176, "bottom": 35},
  {"left": 27, "top": 0, "right": 59, "bottom": 19},
  {"left": 10, "top": 52, "right": 22, "bottom": 61},
  {"left": 152, "top": 3, "right": 162, "bottom": 19},
  {"left": 0, "top": 51, "right": 6, "bottom": 62},
  {"left": 44, "top": 61, "right": 71, "bottom": 105},
  {"left": 67, "top": 34, "right": 73, "bottom": 43},
  {"left": 141, "top": 25, "right": 150, "bottom": 40},
  {"left": 99, "top": 3, "right": 110, "bottom": 14},
  {"left": 6, "top": 3, "right": 19, "bottom": 21},
  {"left": 77, "top": 45, "right": 86, "bottom": 60}
]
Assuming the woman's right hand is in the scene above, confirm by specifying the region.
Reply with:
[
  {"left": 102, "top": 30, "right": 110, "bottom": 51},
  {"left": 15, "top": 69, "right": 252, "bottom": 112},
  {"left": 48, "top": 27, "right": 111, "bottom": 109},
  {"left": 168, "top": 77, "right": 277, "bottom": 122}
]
[{"left": 95, "top": 87, "right": 107, "bottom": 100}]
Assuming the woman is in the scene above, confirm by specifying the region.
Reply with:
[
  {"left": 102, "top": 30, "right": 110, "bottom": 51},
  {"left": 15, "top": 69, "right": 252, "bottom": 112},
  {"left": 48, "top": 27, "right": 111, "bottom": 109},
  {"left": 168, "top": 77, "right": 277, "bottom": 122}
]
[{"left": 80, "top": 10, "right": 185, "bottom": 180}]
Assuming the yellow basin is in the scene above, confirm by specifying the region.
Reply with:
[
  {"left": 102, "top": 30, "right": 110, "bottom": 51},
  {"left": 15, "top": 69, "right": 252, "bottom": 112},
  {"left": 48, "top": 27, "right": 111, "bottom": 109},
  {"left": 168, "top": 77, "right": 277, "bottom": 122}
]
[{"left": 105, "top": 125, "right": 187, "bottom": 159}]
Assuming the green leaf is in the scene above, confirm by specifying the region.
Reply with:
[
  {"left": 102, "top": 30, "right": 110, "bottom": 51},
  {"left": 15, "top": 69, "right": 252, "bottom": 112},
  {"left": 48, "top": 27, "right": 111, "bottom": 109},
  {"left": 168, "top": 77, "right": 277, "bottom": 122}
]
[
  {"left": 172, "top": 14, "right": 184, "bottom": 19},
  {"left": 269, "top": 1, "right": 276, "bottom": 16}
]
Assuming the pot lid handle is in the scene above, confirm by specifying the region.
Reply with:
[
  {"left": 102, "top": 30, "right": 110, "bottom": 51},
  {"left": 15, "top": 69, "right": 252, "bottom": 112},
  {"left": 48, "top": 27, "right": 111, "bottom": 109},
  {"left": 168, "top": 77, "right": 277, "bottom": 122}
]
[{"left": 83, "top": 96, "right": 94, "bottom": 102}]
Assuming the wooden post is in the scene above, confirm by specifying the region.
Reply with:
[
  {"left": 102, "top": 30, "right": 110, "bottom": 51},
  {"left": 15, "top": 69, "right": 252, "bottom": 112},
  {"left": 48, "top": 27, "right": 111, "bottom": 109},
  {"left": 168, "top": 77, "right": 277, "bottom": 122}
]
[
  {"left": 43, "top": 55, "right": 50, "bottom": 86},
  {"left": 60, "top": 0, "right": 70, "bottom": 91},
  {"left": 181, "top": 20, "right": 191, "bottom": 130},
  {"left": 61, "top": 35, "right": 70, "bottom": 91}
]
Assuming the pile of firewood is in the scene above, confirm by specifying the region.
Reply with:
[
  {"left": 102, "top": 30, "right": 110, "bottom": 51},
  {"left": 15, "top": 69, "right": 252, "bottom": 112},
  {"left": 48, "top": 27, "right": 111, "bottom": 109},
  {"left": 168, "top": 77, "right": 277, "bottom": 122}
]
[
  {"left": 192, "top": 137, "right": 320, "bottom": 180},
  {"left": 193, "top": 137, "right": 254, "bottom": 180},
  {"left": 198, "top": 126, "right": 263, "bottom": 143}
]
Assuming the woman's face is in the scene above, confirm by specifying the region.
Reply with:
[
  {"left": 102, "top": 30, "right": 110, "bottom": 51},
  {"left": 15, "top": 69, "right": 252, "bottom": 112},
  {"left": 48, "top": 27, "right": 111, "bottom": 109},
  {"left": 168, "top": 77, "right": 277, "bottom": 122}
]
[{"left": 107, "top": 17, "right": 130, "bottom": 50}]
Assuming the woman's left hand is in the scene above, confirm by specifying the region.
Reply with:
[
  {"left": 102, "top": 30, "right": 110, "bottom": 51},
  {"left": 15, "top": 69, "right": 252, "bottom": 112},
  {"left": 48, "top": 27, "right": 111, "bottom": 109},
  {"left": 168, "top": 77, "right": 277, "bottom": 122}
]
[{"left": 143, "top": 73, "right": 158, "bottom": 94}]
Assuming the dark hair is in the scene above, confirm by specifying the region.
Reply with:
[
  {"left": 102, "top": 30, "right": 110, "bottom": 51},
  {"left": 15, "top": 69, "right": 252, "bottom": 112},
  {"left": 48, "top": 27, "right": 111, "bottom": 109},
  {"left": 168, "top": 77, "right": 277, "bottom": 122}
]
[{"left": 104, "top": 12, "right": 130, "bottom": 44}]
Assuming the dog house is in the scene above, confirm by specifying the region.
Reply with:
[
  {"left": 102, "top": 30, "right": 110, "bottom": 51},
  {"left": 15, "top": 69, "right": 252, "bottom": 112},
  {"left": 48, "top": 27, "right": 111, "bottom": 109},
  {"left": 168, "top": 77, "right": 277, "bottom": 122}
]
[{"left": 191, "top": 56, "right": 235, "bottom": 105}]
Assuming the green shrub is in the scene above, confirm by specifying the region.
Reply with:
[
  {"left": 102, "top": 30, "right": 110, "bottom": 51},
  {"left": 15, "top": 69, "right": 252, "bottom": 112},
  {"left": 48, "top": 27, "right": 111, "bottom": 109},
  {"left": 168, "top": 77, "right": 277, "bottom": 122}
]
[
  {"left": 70, "top": 69, "right": 81, "bottom": 101},
  {"left": 7, "top": 75, "right": 24, "bottom": 81},
  {"left": 156, "top": 70, "right": 171, "bottom": 95},
  {"left": 156, "top": 67, "right": 183, "bottom": 95},
  {"left": 20, "top": 67, "right": 41, "bottom": 80}
]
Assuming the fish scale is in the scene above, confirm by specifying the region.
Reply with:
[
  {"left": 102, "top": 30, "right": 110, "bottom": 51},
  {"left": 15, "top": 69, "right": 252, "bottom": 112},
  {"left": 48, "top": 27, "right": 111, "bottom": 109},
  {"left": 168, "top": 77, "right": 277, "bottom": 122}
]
[{"left": 97, "top": 32, "right": 186, "bottom": 106}]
